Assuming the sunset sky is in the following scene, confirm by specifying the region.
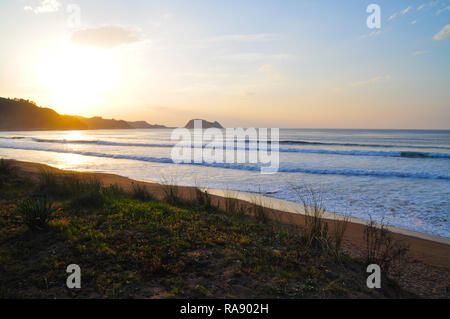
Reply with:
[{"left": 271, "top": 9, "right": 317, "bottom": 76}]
[{"left": 0, "top": 0, "right": 449, "bottom": 128}]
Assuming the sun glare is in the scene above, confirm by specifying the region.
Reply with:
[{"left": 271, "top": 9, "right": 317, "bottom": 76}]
[
  {"left": 37, "top": 42, "right": 119, "bottom": 115},
  {"left": 63, "top": 131, "right": 84, "bottom": 141}
]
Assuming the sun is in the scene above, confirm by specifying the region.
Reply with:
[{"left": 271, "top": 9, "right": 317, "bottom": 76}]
[{"left": 37, "top": 42, "right": 119, "bottom": 115}]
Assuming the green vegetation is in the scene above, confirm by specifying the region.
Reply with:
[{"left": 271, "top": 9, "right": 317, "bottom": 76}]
[
  {"left": 16, "top": 198, "right": 57, "bottom": 232},
  {"left": 130, "top": 182, "right": 154, "bottom": 202},
  {"left": 0, "top": 160, "right": 413, "bottom": 298},
  {"left": 0, "top": 158, "right": 16, "bottom": 187},
  {"left": 363, "top": 216, "right": 410, "bottom": 276}
]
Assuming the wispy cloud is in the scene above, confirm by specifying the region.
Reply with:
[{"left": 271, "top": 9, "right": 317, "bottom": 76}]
[
  {"left": 24, "top": 0, "right": 61, "bottom": 14},
  {"left": 417, "top": 4, "right": 426, "bottom": 11},
  {"left": 433, "top": 24, "right": 450, "bottom": 40},
  {"left": 436, "top": 6, "right": 450, "bottom": 15},
  {"left": 70, "top": 25, "right": 146, "bottom": 48},
  {"left": 389, "top": 5, "right": 413, "bottom": 21},
  {"left": 207, "top": 33, "right": 282, "bottom": 43},
  {"left": 349, "top": 75, "right": 391, "bottom": 88},
  {"left": 333, "top": 75, "right": 391, "bottom": 93},
  {"left": 388, "top": 13, "right": 398, "bottom": 21},
  {"left": 412, "top": 50, "right": 430, "bottom": 56},
  {"left": 215, "top": 52, "right": 292, "bottom": 62},
  {"left": 401, "top": 6, "right": 412, "bottom": 15},
  {"left": 359, "top": 30, "right": 382, "bottom": 39},
  {"left": 258, "top": 64, "right": 284, "bottom": 82}
]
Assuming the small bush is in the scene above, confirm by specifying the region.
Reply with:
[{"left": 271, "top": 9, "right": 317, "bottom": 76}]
[
  {"left": 17, "top": 198, "right": 56, "bottom": 231},
  {"left": 194, "top": 188, "right": 212, "bottom": 209},
  {"left": 103, "top": 184, "right": 126, "bottom": 198},
  {"left": 69, "top": 177, "right": 105, "bottom": 208},
  {"left": 159, "top": 175, "right": 183, "bottom": 205},
  {"left": 0, "top": 159, "right": 16, "bottom": 177},
  {"left": 38, "top": 172, "right": 106, "bottom": 208},
  {"left": 224, "top": 193, "right": 238, "bottom": 214},
  {"left": 131, "top": 182, "right": 153, "bottom": 201},
  {"left": 363, "top": 216, "right": 409, "bottom": 275},
  {"left": 37, "top": 170, "right": 61, "bottom": 196},
  {"left": 295, "top": 187, "right": 331, "bottom": 250},
  {"left": 161, "top": 184, "right": 181, "bottom": 205},
  {"left": 332, "top": 213, "right": 350, "bottom": 258},
  {"left": 250, "top": 195, "right": 269, "bottom": 223}
]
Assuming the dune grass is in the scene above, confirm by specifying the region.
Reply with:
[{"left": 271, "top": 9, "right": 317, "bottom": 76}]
[
  {"left": 130, "top": 182, "right": 154, "bottom": 202},
  {"left": 16, "top": 198, "right": 57, "bottom": 232},
  {"left": 363, "top": 216, "right": 409, "bottom": 276},
  {"left": 0, "top": 161, "right": 413, "bottom": 298}
]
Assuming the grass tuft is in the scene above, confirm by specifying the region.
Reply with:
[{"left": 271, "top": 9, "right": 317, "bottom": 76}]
[
  {"left": 130, "top": 182, "right": 154, "bottom": 201},
  {"left": 250, "top": 194, "right": 269, "bottom": 223},
  {"left": 194, "top": 187, "right": 213, "bottom": 210},
  {"left": 295, "top": 186, "right": 331, "bottom": 250},
  {"left": 363, "top": 216, "right": 409, "bottom": 276},
  {"left": 17, "top": 198, "right": 56, "bottom": 231},
  {"left": 0, "top": 159, "right": 17, "bottom": 187}
]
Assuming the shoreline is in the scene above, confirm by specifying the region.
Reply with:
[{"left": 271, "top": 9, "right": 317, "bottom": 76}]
[
  {"left": 7, "top": 159, "right": 450, "bottom": 270},
  {"left": 203, "top": 188, "right": 450, "bottom": 246}
]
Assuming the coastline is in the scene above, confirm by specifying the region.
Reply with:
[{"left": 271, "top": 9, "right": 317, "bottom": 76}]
[{"left": 8, "top": 159, "right": 450, "bottom": 270}]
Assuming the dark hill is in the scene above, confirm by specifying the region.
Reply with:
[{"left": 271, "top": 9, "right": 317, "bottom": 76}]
[
  {"left": 0, "top": 98, "right": 87, "bottom": 130},
  {"left": 0, "top": 98, "right": 166, "bottom": 131},
  {"left": 184, "top": 119, "right": 223, "bottom": 129}
]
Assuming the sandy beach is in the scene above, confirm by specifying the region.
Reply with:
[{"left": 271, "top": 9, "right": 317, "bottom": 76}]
[{"left": 6, "top": 159, "right": 449, "bottom": 297}]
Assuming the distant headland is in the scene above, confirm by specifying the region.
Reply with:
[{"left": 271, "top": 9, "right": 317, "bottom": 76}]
[
  {"left": 0, "top": 97, "right": 170, "bottom": 131},
  {"left": 184, "top": 119, "right": 224, "bottom": 129},
  {"left": 0, "top": 97, "right": 225, "bottom": 131}
]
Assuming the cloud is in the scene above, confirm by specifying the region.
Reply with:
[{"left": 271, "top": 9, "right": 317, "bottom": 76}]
[
  {"left": 417, "top": 4, "right": 426, "bottom": 11},
  {"left": 412, "top": 50, "right": 429, "bottom": 56},
  {"left": 258, "top": 64, "right": 274, "bottom": 72},
  {"left": 436, "top": 6, "right": 450, "bottom": 15},
  {"left": 349, "top": 75, "right": 391, "bottom": 88},
  {"left": 388, "top": 13, "right": 398, "bottom": 20},
  {"left": 360, "top": 30, "right": 382, "bottom": 39},
  {"left": 70, "top": 26, "right": 145, "bottom": 48},
  {"left": 401, "top": 6, "right": 412, "bottom": 15},
  {"left": 433, "top": 24, "right": 450, "bottom": 40},
  {"left": 207, "top": 33, "right": 282, "bottom": 43},
  {"left": 240, "top": 90, "right": 256, "bottom": 98},
  {"left": 388, "top": 6, "right": 412, "bottom": 21},
  {"left": 216, "top": 52, "right": 291, "bottom": 62},
  {"left": 23, "top": 0, "right": 61, "bottom": 14},
  {"left": 411, "top": 20, "right": 417, "bottom": 24},
  {"left": 258, "top": 64, "right": 284, "bottom": 82}
]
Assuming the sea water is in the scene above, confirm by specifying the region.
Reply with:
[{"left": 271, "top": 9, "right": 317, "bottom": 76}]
[{"left": 0, "top": 128, "right": 448, "bottom": 238}]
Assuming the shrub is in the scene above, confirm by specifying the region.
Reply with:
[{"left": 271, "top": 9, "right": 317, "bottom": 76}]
[
  {"left": 38, "top": 172, "right": 106, "bottom": 208},
  {"left": 103, "top": 184, "right": 126, "bottom": 198},
  {"left": 224, "top": 191, "right": 241, "bottom": 216},
  {"left": 250, "top": 194, "right": 269, "bottom": 223},
  {"left": 332, "top": 213, "right": 350, "bottom": 258},
  {"left": 131, "top": 182, "right": 153, "bottom": 201},
  {"left": 0, "top": 159, "right": 16, "bottom": 177},
  {"left": 194, "top": 187, "right": 212, "bottom": 209},
  {"left": 159, "top": 175, "right": 183, "bottom": 205},
  {"left": 363, "top": 216, "right": 409, "bottom": 275},
  {"left": 295, "top": 186, "right": 331, "bottom": 250},
  {"left": 37, "top": 169, "right": 61, "bottom": 196},
  {"left": 17, "top": 198, "right": 56, "bottom": 231},
  {"left": 68, "top": 177, "right": 105, "bottom": 208},
  {"left": 161, "top": 184, "right": 181, "bottom": 205}
]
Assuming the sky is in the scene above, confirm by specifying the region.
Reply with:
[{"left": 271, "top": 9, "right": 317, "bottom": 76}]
[{"left": 0, "top": 0, "right": 449, "bottom": 129}]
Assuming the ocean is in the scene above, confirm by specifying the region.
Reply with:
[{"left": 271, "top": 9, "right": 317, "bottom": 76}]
[{"left": 0, "top": 128, "right": 449, "bottom": 238}]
